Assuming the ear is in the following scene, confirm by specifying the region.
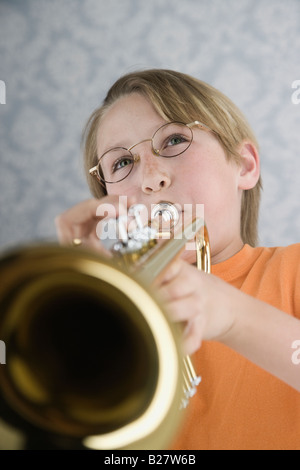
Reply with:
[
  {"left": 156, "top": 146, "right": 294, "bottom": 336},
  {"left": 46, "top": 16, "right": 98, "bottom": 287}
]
[{"left": 237, "top": 141, "right": 260, "bottom": 190}]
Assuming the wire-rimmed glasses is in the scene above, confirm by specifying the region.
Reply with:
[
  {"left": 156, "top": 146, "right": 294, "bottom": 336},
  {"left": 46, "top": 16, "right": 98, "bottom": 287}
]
[{"left": 89, "top": 121, "right": 211, "bottom": 185}]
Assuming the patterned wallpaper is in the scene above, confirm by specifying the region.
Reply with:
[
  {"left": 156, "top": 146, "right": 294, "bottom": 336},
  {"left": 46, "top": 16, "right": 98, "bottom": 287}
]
[
  {"left": 0, "top": 0, "right": 300, "bottom": 450},
  {"left": 1, "top": 0, "right": 300, "bottom": 254}
]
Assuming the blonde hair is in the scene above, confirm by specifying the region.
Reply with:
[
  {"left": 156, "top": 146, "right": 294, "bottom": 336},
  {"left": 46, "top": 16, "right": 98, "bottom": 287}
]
[{"left": 82, "top": 69, "right": 262, "bottom": 246}]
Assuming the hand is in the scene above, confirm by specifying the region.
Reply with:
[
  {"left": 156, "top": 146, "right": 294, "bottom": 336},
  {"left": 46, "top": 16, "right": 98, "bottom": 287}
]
[
  {"left": 54, "top": 196, "right": 137, "bottom": 254},
  {"left": 154, "top": 258, "right": 237, "bottom": 355}
]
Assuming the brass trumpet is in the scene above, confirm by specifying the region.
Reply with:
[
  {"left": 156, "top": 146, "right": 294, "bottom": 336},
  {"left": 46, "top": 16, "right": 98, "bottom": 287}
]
[{"left": 0, "top": 203, "right": 210, "bottom": 450}]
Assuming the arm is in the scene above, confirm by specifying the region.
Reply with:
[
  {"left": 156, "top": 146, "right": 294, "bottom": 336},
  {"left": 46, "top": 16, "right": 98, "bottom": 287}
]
[
  {"left": 55, "top": 201, "right": 300, "bottom": 392},
  {"left": 155, "top": 259, "right": 300, "bottom": 392}
]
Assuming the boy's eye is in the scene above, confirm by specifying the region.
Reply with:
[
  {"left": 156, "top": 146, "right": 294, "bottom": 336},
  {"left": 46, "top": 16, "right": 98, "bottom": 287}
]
[
  {"left": 161, "top": 133, "right": 189, "bottom": 152},
  {"left": 113, "top": 156, "right": 133, "bottom": 172},
  {"left": 100, "top": 149, "right": 135, "bottom": 182},
  {"left": 168, "top": 135, "right": 186, "bottom": 146}
]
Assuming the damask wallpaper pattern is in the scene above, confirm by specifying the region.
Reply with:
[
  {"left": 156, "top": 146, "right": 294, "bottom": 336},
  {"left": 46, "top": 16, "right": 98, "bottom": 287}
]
[
  {"left": 0, "top": 0, "right": 300, "bottom": 450},
  {"left": 1, "top": 0, "right": 300, "bottom": 252}
]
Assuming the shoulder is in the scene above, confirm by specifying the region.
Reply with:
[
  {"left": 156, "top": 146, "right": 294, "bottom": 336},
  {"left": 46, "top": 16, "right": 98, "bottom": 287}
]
[
  {"left": 245, "top": 243, "right": 300, "bottom": 318},
  {"left": 251, "top": 244, "right": 300, "bottom": 281},
  {"left": 260, "top": 243, "right": 300, "bottom": 268}
]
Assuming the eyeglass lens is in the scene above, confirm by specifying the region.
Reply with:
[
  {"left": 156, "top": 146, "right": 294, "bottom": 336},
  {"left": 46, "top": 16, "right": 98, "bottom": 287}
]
[{"left": 98, "top": 122, "right": 193, "bottom": 184}]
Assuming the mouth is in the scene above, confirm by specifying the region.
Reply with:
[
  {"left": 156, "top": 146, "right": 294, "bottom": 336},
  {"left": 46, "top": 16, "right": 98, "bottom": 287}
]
[
  {"left": 150, "top": 201, "right": 182, "bottom": 235},
  {"left": 151, "top": 201, "right": 180, "bottom": 221}
]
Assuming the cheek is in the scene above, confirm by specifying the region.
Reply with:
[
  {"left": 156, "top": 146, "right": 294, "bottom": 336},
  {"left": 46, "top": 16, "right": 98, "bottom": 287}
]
[
  {"left": 106, "top": 186, "right": 121, "bottom": 196},
  {"left": 106, "top": 181, "right": 139, "bottom": 198},
  {"left": 175, "top": 152, "right": 219, "bottom": 201},
  {"left": 179, "top": 153, "right": 239, "bottom": 213}
]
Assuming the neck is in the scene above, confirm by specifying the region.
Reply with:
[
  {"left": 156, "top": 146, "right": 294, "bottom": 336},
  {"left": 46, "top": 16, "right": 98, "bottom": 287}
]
[
  {"left": 211, "top": 238, "right": 244, "bottom": 265},
  {"left": 181, "top": 237, "right": 244, "bottom": 266}
]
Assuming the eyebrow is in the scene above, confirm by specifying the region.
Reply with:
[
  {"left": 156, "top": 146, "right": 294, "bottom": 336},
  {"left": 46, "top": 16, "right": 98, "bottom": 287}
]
[
  {"left": 97, "top": 141, "right": 129, "bottom": 159},
  {"left": 98, "top": 121, "right": 168, "bottom": 157}
]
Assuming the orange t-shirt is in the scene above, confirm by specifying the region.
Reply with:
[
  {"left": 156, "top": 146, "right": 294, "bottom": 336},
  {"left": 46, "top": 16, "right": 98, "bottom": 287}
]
[{"left": 170, "top": 244, "right": 300, "bottom": 450}]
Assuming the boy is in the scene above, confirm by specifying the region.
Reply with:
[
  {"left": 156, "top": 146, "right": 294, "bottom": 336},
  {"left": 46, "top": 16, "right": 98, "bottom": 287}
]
[{"left": 56, "top": 69, "right": 300, "bottom": 449}]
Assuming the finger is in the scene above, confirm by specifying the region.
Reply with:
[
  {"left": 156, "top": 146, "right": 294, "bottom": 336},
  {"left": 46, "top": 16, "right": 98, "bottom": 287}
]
[
  {"left": 182, "top": 318, "right": 205, "bottom": 355},
  {"left": 153, "top": 258, "right": 184, "bottom": 288},
  {"left": 162, "top": 296, "right": 205, "bottom": 355},
  {"left": 95, "top": 196, "right": 139, "bottom": 250},
  {"left": 95, "top": 195, "right": 136, "bottom": 221},
  {"left": 162, "top": 295, "right": 198, "bottom": 324},
  {"left": 55, "top": 196, "right": 137, "bottom": 247},
  {"left": 55, "top": 198, "right": 102, "bottom": 244},
  {"left": 156, "top": 262, "right": 200, "bottom": 302}
]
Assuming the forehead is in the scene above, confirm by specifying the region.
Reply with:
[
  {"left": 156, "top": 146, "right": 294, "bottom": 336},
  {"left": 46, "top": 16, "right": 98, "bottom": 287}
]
[{"left": 97, "top": 94, "right": 167, "bottom": 152}]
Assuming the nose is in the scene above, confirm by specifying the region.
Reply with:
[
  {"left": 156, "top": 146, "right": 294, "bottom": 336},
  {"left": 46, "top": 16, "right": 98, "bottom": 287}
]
[
  {"left": 140, "top": 155, "right": 171, "bottom": 194},
  {"left": 131, "top": 140, "right": 171, "bottom": 194}
]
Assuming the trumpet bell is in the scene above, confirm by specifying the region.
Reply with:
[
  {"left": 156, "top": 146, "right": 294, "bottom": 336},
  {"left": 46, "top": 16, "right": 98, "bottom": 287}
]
[{"left": 0, "top": 244, "right": 183, "bottom": 450}]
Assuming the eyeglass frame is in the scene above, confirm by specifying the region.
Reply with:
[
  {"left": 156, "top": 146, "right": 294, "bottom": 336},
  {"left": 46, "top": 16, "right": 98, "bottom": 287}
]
[{"left": 89, "top": 120, "right": 213, "bottom": 186}]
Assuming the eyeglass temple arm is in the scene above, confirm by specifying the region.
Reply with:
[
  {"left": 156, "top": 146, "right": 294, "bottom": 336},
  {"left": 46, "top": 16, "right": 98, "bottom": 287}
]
[
  {"left": 187, "top": 121, "right": 211, "bottom": 131},
  {"left": 89, "top": 166, "right": 107, "bottom": 188},
  {"left": 89, "top": 166, "right": 98, "bottom": 177}
]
